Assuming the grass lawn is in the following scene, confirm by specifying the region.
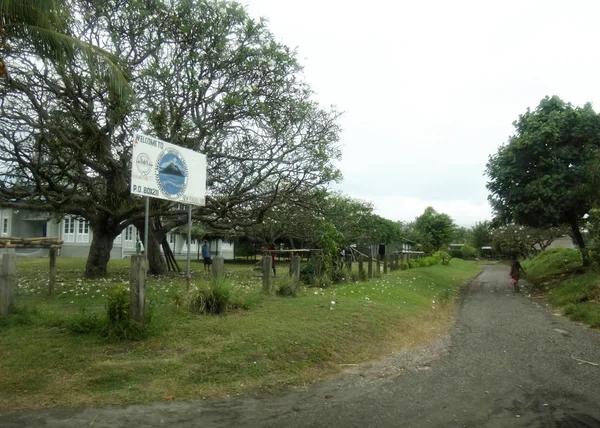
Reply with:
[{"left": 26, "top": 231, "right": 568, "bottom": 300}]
[
  {"left": 0, "top": 257, "right": 481, "bottom": 409},
  {"left": 523, "top": 248, "right": 600, "bottom": 328}
]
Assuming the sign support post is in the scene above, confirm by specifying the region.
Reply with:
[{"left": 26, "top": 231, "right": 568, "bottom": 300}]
[
  {"left": 144, "top": 197, "right": 149, "bottom": 260},
  {"left": 186, "top": 204, "right": 192, "bottom": 291}
]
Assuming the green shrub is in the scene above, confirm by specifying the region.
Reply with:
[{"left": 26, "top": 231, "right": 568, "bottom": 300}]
[
  {"left": 188, "top": 278, "right": 232, "bottom": 315},
  {"left": 276, "top": 277, "right": 296, "bottom": 297},
  {"left": 435, "top": 251, "right": 452, "bottom": 265},
  {"left": 400, "top": 262, "right": 409, "bottom": 270},
  {"left": 101, "top": 285, "right": 148, "bottom": 341},
  {"left": 461, "top": 244, "right": 479, "bottom": 260},
  {"left": 408, "top": 259, "right": 417, "bottom": 269},
  {"left": 522, "top": 248, "right": 582, "bottom": 286},
  {"left": 358, "top": 269, "right": 367, "bottom": 281},
  {"left": 450, "top": 249, "right": 463, "bottom": 259},
  {"left": 67, "top": 307, "right": 102, "bottom": 334}
]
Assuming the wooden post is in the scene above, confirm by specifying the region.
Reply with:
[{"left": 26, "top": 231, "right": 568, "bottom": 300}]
[
  {"left": 358, "top": 255, "right": 364, "bottom": 279},
  {"left": 0, "top": 254, "right": 16, "bottom": 316},
  {"left": 49, "top": 247, "right": 57, "bottom": 296},
  {"left": 367, "top": 255, "right": 373, "bottom": 279},
  {"left": 346, "top": 254, "right": 352, "bottom": 272},
  {"left": 130, "top": 255, "right": 147, "bottom": 325},
  {"left": 383, "top": 254, "right": 388, "bottom": 274},
  {"left": 291, "top": 255, "right": 301, "bottom": 294},
  {"left": 212, "top": 256, "right": 225, "bottom": 284},
  {"left": 395, "top": 254, "right": 400, "bottom": 270},
  {"left": 314, "top": 254, "right": 322, "bottom": 277},
  {"left": 376, "top": 255, "right": 381, "bottom": 275},
  {"left": 262, "top": 256, "right": 272, "bottom": 294}
]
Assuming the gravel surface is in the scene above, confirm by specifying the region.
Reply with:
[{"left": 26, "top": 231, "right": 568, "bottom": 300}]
[{"left": 2, "top": 264, "right": 599, "bottom": 427}]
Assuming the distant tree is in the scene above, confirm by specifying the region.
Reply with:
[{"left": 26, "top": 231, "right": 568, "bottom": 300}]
[
  {"left": 486, "top": 96, "right": 600, "bottom": 266},
  {"left": 453, "top": 226, "right": 473, "bottom": 244},
  {"left": 490, "top": 224, "right": 567, "bottom": 257},
  {"left": 413, "top": 207, "right": 456, "bottom": 254},
  {"left": 470, "top": 221, "right": 493, "bottom": 250}
]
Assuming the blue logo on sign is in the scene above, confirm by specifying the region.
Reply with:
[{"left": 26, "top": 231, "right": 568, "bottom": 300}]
[{"left": 156, "top": 149, "right": 188, "bottom": 198}]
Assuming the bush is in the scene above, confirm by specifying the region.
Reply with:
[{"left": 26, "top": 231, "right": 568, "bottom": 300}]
[
  {"left": 400, "top": 262, "right": 409, "bottom": 270},
  {"left": 461, "top": 244, "right": 479, "bottom": 259},
  {"left": 276, "top": 277, "right": 296, "bottom": 297},
  {"left": 101, "top": 285, "right": 148, "bottom": 341},
  {"left": 522, "top": 248, "right": 583, "bottom": 286},
  {"left": 188, "top": 278, "right": 232, "bottom": 315},
  {"left": 67, "top": 307, "right": 102, "bottom": 334},
  {"left": 450, "top": 249, "right": 463, "bottom": 259},
  {"left": 433, "top": 251, "right": 451, "bottom": 265}
]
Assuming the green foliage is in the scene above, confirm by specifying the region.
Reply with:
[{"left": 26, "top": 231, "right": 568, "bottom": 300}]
[
  {"left": 414, "top": 207, "right": 456, "bottom": 253},
  {"left": 400, "top": 262, "right": 409, "bottom": 270},
  {"left": 67, "top": 307, "right": 102, "bottom": 334},
  {"left": 490, "top": 224, "right": 567, "bottom": 258},
  {"left": 522, "top": 248, "right": 583, "bottom": 287},
  {"left": 486, "top": 96, "right": 600, "bottom": 265},
  {"left": 101, "top": 285, "right": 148, "bottom": 341},
  {"left": 461, "top": 244, "right": 478, "bottom": 259},
  {"left": 188, "top": 279, "right": 233, "bottom": 315},
  {"left": 586, "top": 208, "right": 600, "bottom": 267},
  {"left": 471, "top": 221, "right": 493, "bottom": 249},
  {"left": 276, "top": 277, "right": 296, "bottom": 297},
  {"left": 433, "top": 251, "right": 451, "bottom": 265},
  {"left": 450, "top": 249, "right": 462, "bottom": 259}
]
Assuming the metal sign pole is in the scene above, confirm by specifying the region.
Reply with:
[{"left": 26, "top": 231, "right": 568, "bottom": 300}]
[
  {"left": 144, "top": 197, "right": 149, "bottom": 259},
  {"left": 186, "top": 204, "right": 192, "bottom": 291}
]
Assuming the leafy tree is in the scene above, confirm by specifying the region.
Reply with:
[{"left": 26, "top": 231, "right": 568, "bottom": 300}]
[
  {"left": 486, "top": 96, "right": 600, "bottom": 266},
  {"left": 0, "top": 0, "right": 341, "bottom": 277},
  {"left": 490, "top": 224, "right": 567, "bottom": 257},
  {"left": 470, "top": 221, "right": 493, "bottom": 250},
  {"left": 453, "top": 226, "right": 473, "bottom": 245},
  {"left": 413, "top": 207, "right": 456, "bottom": 254},
  {"left": 0, "top": 0, "right": 131, "bottom": 95},
  {"left": 460, "top": 244, "right": 478, "bottom": 259}
]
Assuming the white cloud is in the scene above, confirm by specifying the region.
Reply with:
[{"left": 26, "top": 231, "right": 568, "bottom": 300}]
[{"left": 243, "top": 0, "right": 600, "bottom": 227}]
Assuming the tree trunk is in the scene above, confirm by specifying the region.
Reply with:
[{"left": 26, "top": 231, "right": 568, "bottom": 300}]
[
  {"left": 570, "top": 219, "right": 589, "bottom": 267},
  {"left": 134, "top": 219, "right": 167, "bottom": 275},
  {"left": 85, "top": 227, "right": 116, "bottom": 277}
]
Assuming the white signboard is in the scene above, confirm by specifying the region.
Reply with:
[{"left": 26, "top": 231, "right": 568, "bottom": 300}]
[{"left": 130, "top": 132, "right": 207, "bottom": 206}]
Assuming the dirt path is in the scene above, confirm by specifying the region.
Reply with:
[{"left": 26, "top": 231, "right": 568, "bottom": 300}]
[{"left": 2, "top": 264, "right": 600, "bottom": 427}]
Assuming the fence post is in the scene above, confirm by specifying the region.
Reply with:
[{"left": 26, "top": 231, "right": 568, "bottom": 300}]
[
  {"left": 346, "top": 254, "right": 352, "bottom": 272},
  {"left": 49, "top": 247, "right": 57, "bottom": 296},
  {"left": 262, "top": 256, "right": 272, "bottom": 294},
  {"left": 130, "top": 255, "right": 147, "bottom": 325},
  {"left": 395, "top": 254, "right": 400, "bottom": 270},
  {"left": 376, "top": 255, "right": 381, "bottom": 274},
  {"left": 0, "top": 254, "right": 16, "bottom": 316},
  {"left": 314, "top": 254, "right": 322, "bottom": 277},
  {"left": 358, "top": 255, "right": 364, "bottom": 279},
  {"left": 291, "top": 255, "right": 301, "bottom": 294},
  {"left": 367, "top": 255, "right": 373, "bottom": 279},
  {"left": 212, "top": 256, "right": 225, "bottom": 284},
  {"left": 383, "top": 254, "right": 388, "bottom": 274}
]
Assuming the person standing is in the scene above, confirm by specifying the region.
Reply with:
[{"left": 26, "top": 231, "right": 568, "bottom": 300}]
[
  {"left": 135, "top": 238, "right": 141, "bottom": 254},
  {"left": 509, "top": 255, "right": 525, "bottom": 292},
  {"left": 202, "top": 240, "right": 211, "bottom": 272}
]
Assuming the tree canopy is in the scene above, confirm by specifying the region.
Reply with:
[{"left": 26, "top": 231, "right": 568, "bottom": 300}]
[
  {"left": 486, "top": 96, "right": 600, "bottom": 265},
  {"left": 0, "top": 0, "right": 341, "bottom": 276},
  {"left": 413, "top": 207, "right": 455, "bottom": 253}
]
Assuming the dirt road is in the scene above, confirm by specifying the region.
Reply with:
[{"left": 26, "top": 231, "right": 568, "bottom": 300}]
[{"left": 2, "top": 264, "right": 600, "bottom": 427}]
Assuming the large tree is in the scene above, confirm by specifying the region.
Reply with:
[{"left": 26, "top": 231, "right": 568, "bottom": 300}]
[
  {"left": 0, "top": 0, "right": 131, "bottom": 94},
  {"left": 413, "top": 207, "right": 456, "bottom": 254},
  {"left": 0, "top": 0, "right": 341, "bottom": 277},
  {"left": 486, "top": 96, "right": 600, "bottom": 266}
]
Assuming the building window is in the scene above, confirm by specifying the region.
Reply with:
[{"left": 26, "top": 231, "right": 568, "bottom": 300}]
[
  {"left": 63, "top": 218, "right": 75, "bottom": 242},
  {"left": 76, "top": 220, "right": 90, "bottom": 243},
  {"left": 124, "top": 225, "right": 134, "bottom": 248},
  {"left": 2, "top": 218, "right": 7, "bottom": 235},
  {"left": 168, "top": 233, "right": 175, "bottom": 244}
]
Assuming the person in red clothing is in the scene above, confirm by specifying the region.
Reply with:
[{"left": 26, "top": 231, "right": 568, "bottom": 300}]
[{"left": 509, "top": 255, "right": 525, "bottom": 292}]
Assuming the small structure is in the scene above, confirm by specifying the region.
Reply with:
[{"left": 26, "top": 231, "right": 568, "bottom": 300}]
[{"left": 0, "top": 237, "right": 63, "bottom": 297}]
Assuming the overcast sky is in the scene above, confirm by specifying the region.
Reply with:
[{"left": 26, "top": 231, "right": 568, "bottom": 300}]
[{"left": 243, "top": 0, "right": 600, "bottom": 227}]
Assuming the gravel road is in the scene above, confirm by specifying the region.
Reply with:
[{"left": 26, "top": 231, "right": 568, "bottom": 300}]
[{"left": 2, "top": 264, "right": 599, "bottom": 427}]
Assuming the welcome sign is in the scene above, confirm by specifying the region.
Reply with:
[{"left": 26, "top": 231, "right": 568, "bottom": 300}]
[{"left": 130, "top": 133, "right": 207, "bottom": 206}]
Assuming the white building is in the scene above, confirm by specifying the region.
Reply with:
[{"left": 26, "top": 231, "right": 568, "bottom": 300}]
[{"left": 0, "top": 208, "right": 233, "bottom": 260}]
